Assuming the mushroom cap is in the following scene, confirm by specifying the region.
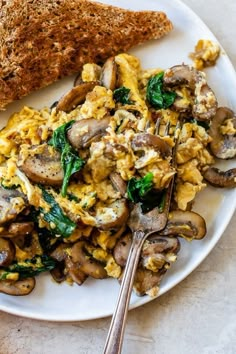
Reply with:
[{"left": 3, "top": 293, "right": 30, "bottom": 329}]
[
  {"left": 209, "top": 107, "right": 236, "bottom": 159},
  {"left": 203, "top": 167, "right": 236, "bottom": 188},
  {"left": 160, "top": 210, "right": 207, "bottom": 240},
  {"left": 67, "top": 116, "right": 111, "bottom": 150},
  {"left": 0, "top": 277, "right": 35, "bottom": 296},
  {"left": 56, "top": 81, "right": 100, "bottom": 113},
  {"left": 20, "top": 145, "right": 63, "bottom": 186}
]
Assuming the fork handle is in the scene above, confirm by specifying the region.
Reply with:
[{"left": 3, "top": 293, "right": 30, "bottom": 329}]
[{"left": 103, "top": 230, "right": 146, "bottom": 354}]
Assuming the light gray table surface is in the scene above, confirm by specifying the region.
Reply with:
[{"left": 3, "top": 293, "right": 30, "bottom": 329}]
[{"left": 0, "top": 1, "right": 236, "bottom": 353}]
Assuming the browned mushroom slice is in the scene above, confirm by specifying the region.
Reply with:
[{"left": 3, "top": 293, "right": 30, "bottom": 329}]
[
  {"left": 192, "top": 83, "right": 217, "bottom": 121},
  {"left": 164, "top": 65, "right": 217, "bottom": 121},
  {"left": 56, "top": 81, "right": 99, "bottom": 112},
  {"left": 113, "top": 233, "right": 132, "bottom": 267},
  {"left": 0, "top": 237, "right": 15, "bottom": 267},
  {"left": 131, "top": 133, "right": 172, "bottom": 157},
  {"left": 67, "top": 116, "right": 111, "bottom": 150},
  {"left": 95, "top": 199, "right": 129, "bottom": 230},
  {"left": 133, "top": 267, "right": 167, "bottom": 296},
  {"left": 203, "top": 167, "right": 236, "bottom": 188},
  {"left": 50, "top": 262, "right": 66, "bottom": 283},
  {"left": 1, "top": 222, "right": 34, "bottom": 238},
  {"left": 50, "top": 243, "right": 71, "bottom": 262},
  {"left": 209, "top": 107, "right": 236, "bottom": 159},
  {"left": 164, "top": 65, "right": 197, "bottom": 88},
  {"left": 100, "top": 57, "right": 117, "bottom": 90},
  {"left": 0, "top": 187, "right": 26, "bottom": 226},
  {"left": 0, "top": 277, "right": 35, "bottom": 296},
  {"left": 113, "top": 233, "right": 180, "bottom": 270},
  {"left": 141, "top": 236, "right": 180, "bottom": 271},
  {"left": 65, "top": 258, "right": 88, "bottom": 285},
  {"left": 144, "top": 235, "right": 180, "bottom": 254},
  {"left": 20, "top": 145, "right": 63, "bottom": 186},
  {"left": 159, "top": 210, "right": 207, "bottom": 240},
  {"left": 71, "top": 241, "right": 107, "bottom": 279},
  {"left": 109, "top": 172, "right": 127, "bottom": 197}
]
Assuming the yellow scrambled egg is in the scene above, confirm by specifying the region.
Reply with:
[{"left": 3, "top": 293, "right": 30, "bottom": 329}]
[{"left": 190, "top": 39, "right": 220, "bottom": 70}]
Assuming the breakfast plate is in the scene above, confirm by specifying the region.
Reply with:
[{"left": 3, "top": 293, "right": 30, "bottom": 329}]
[{"left": 0, "top": 0, "right": 235, "bottom": 321}]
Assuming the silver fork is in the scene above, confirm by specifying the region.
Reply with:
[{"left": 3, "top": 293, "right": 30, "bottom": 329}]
[{"left": 103, "top": 120, "right": 180, "bottom": 354}]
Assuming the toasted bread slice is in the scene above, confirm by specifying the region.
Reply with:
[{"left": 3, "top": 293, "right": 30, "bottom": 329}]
[{"left": 0, "top": 0, "right": 173, "bottom": 109}]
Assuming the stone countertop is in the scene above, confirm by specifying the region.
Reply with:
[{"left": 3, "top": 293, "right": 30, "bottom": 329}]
[{"left": 0, "top": 1, "right": 236, "bottom": 353}]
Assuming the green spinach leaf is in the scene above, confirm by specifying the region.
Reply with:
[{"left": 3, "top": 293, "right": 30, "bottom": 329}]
[
  {"left": 146, "top": 72, "right": 176, "bottom": 109},
  {"left": 127, "top": 173, "right": 166, "bottom": 213},
  {"left": 40, "top": 188, "right": 76, "bottom": 238},
  {"left": 127, "top": 173, "right": 154, "bottom": 203},
  {"left": 1, "top": 255, "right": 56, "bottom": 279},
  {"left": 49, "top": 121, "right": 85, "bottom": 196},
  {"left": 113, "top": 87, "right": 133, "bottom": 105}
]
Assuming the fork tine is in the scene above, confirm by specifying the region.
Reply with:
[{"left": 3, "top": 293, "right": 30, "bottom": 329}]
[
  {"left": 154, "top": 117, "right": 161, "bottom": 135},
  {"left": 145, "top": 119, "right": 151, "bottom": 131},
  {"left": 164, "top": 120, "right": 170, "bottom": 136},
  {"left": 172, "top": 120, "right": 182, "bottom": 167}
]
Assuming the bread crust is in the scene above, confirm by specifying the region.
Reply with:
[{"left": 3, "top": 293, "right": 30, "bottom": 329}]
[{"left": 0, "top": 0, "right": 173, "bottom": 109}]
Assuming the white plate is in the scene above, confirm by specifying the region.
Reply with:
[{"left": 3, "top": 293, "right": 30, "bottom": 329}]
[{"left": 0, "top": 0, "right": 235, "bottom": 322}]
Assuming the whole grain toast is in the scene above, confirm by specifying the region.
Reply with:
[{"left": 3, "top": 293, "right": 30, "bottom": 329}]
[{"left": 0, "top": 0, "right": 173, "bottom": 110}]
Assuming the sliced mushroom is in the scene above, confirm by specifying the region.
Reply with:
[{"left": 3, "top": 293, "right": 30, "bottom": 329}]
[
  {"left": 56, "top": 81, "right": 100, "bottom": 113},
  {"left": 131, "top": 133, "right": 172, "bottom": 157},
  {"left": 65, "top": 258, "right": 88, "bottom": 285},
  {"left": 100, "top": 57, "right": 117, "bottom": 90},
  {"left": 203, "top": 167, "right": 236, "bottom": 188},
  {"left": 50, "top": 243, "right": 71, "bottom": 262},
  {"left": 20, "top": 145, "right": 63, "bottom": 186},
  {"left": 143, "top": 236, "right": 180, "bottom": 255},
  {"left": 0, "top": 277, "right": 35, "bottom": 296},
  {"left": 160, "top": 210, "right": 207, "bottom": 240},
  {"left": 71, "top": 241, "right": 107, "bottom": 279},
  {"left": 164, "top": 65, "right": 217, "bottom": 121},
  {"left": 133, "top": 267, "right": 167, "bottom": 296},
  {"left": 109, "top": 172, "right": 127, "bottom": 197},
  {"left": 50, "top": 262, "right": 66, "bottom": 283},
  {"left": 164, "top": 65, "right": 196, "bottom": 88},
  {"left": 209, "top": 107, "right": 236, "bottom": 159},
  {"left": 192, "top": 82, "right": 217, "bottom": 121},
  {"left": 141, "top": 236, "right": 180, "bottom": 272},
  {"left": 0, "top": 237, "right": 15, "bottom": 266},
  {"left": 113, "top": 233, "right": 132, "bottom": 267},
  {"left": 95, "top": 199, "right": 129, "bottom": 230},
  {"left": 67, "top": 116, "right": 111, "bottom": 150},
  {"left": 1, "top": 222, "right": 34, "bottom": 238},
  {"left": 113, "top": 233, "right": 180, "bottom": 270},
  {"left": 0, "top": 187, "right": 26, "bottom": 226}
]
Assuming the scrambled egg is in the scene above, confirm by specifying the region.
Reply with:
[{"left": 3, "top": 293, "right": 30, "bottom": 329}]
[{"left": 190, "top": 39, "right": 220, "bottom": 70}]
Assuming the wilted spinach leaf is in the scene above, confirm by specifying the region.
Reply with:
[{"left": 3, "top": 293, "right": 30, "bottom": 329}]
[
  {"left": 1, "top": 255, "right": 56, "bottom": 279},
  {"left": 49, "top": 121, "right": 84, "bottom": 196},
  {"left": 146, "top": 72, "right": 176, "bottom": 109},
  {"left": 127, "top": 173, "right": 166, "bottom": 213},
  {"left": 127, "top": 173, "right": 154, "bottom": 203},
  {"left": 113, "top": 87, "right": 133, "bottom": 105},
  {"left": 40, "top": 188, "right": 76, "bottom": 238}
]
